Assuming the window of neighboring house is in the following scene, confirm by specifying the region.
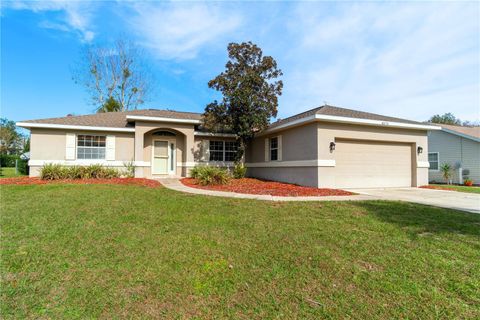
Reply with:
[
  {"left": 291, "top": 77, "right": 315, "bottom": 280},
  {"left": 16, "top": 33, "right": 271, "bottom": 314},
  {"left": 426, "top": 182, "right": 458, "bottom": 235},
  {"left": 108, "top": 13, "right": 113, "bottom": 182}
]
[
  {"left": 209, "top": 140, "right": 238, "bottom": 162},
  {"left": 77, "top": 135, "right": 106, "bottom": 159},
  {"left": 270, "top": 137, "right": 278, "bottom": 161},
  {"left": 428, "top": 152, "right": 439, "bottom": 170}
]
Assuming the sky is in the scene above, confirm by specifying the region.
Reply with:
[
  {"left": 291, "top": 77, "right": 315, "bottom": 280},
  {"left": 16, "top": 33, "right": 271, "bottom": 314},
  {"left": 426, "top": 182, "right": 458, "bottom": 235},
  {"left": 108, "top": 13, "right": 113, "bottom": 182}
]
[{"left": 1, "top": 0, "right": 479, "bottom": 124}]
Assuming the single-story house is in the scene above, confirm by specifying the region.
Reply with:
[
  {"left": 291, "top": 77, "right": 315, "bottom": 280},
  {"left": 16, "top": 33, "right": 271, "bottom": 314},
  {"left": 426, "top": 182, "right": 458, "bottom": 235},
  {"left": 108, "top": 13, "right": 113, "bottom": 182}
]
[
  {"left": 428, "top": 124, "right": 480, "bottom": 184},
  {"left": 17, "top": 105, "right": 440, "bottom": 189}
]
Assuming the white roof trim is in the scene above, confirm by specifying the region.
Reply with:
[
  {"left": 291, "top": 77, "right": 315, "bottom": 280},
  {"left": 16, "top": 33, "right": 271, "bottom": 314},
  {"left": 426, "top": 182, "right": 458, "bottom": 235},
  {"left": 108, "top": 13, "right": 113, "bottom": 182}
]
[
  {"left": 259, "top": 114, "right": 440, "bottom": 135},
  {"left": 126, "top": 115, "right": 201, "bottom": 124},
  {"left": 441, "top": 127, "right": 480, "bottom": 142},
  {"left": 194, "top": 131, "right": 236, "bottom": 138},
  {"left": 16, "top": 122, "right": 135, "bottom": 132}
]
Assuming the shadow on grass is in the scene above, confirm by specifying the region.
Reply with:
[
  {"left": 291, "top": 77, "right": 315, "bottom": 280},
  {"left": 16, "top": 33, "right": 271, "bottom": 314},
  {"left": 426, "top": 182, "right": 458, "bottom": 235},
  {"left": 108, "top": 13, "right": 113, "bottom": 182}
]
[{"left": 355, "top": 200, "right": 480, "bottom": 238}]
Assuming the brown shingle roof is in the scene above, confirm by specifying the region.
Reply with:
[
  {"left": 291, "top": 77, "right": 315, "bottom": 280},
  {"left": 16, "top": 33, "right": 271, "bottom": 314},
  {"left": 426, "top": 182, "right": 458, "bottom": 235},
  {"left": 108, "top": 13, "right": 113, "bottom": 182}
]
[
  {"left": 20, "top": 109, "right": 202, "bottom": 128},
  {"left": 269, "top": 104, "right": 423, "bottom": 129},
  {"left": 439, "top": 124, "right": 480, "bottom": 140}
]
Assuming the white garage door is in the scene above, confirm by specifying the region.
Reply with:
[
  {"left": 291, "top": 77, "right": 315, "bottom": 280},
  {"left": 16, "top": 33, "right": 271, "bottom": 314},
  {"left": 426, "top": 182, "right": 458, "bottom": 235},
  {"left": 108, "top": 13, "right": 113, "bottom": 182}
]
[{"left": 335, "top": 139, "right": 413, "bottom": 188}]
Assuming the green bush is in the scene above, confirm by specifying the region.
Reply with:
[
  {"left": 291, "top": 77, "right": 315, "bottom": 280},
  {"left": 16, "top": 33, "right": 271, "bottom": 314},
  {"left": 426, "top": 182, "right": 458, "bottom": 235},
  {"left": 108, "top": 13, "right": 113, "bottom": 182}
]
[
  {"left": 190, "top": 166, "right": 230, "bottom": 185},
  {"left": 17, "top": 159, "right": 29, "bottom": 175},
  {"left": 0, "top": 154, "right": 20, "bottom": 167},
  {"left": 233, "top": 163, "right": 247, "bottom": 179},
  {"left": 40, "top": 164, "right": 120, "bottom": 180},
  {"left": 123, "top": 161, "right": 135, "bottom": 178}
]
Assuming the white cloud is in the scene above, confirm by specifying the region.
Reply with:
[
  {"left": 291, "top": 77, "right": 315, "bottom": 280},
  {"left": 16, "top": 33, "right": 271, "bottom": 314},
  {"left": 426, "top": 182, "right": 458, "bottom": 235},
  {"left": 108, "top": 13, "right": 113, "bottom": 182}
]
[
  {"left": 280, "top": 2, "right": 480, "bottom": 122},
  {"left": 2, "top": 0, "right": 96, "bottom": 42},
  {"left": 128, "top": 2, "right": 242, "bottom": 60}
]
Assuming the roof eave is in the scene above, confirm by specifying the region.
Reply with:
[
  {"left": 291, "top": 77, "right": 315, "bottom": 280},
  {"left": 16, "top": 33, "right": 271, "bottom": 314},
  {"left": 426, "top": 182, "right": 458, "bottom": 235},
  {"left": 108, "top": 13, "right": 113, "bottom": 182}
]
[
  {"left": 16, "top": 122, "right": 135, "bottom": 133},
  {"left": 257, "top": 114, "right": 441, "bottom": 136},
  {"left": 126, "top": 115, "right": 202, "bottom": 124}
]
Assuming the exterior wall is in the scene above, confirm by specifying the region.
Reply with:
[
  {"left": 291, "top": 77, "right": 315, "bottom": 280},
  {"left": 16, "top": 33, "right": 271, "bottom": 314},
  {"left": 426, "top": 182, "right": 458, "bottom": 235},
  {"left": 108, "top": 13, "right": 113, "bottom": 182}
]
[
  {"left": 246, "top": 121, "right": 428, "bottom": 188},
  {"left": 428, "top": 130, "right": 480, "bottom": 184},
  {"left": 246, "top": 123, "right": 319, "bottom": 187},
  {"left": 193, "top": 136, "right": 238, "bottom": 167},
  {"left": 28, "top": 128, "right": 135, "bottom": 177},
  {"left": 133, "top": 121, "right": 195, "bottom": 178},
  {"left": 316, "top": 123, "right": 429, "bottom": 188}
]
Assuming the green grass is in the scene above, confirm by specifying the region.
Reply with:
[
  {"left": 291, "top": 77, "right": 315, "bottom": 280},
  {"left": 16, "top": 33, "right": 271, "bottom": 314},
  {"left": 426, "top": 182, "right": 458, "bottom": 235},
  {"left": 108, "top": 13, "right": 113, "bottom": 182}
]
[
  {"left": 0, "top": 167, "right": 25, "bottom": 178},
  {"left": 1, "top": 184, "right": 479, "bottom": 319},
  {"left": 430, "top": 184, "right": 480, "bottom": 194}
]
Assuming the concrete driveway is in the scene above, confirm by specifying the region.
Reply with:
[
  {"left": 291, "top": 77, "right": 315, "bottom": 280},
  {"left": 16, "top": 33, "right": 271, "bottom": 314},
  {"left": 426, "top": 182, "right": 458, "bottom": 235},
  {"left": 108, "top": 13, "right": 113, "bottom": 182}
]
[{"left": 348, "top": 188, "right": 480, "bottom": 214}]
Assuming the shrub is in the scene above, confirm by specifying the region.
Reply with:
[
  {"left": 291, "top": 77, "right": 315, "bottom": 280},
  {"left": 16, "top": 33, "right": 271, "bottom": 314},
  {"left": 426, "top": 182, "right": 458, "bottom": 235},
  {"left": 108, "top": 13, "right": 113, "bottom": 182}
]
[
  {"left": 17, "top": 159, "right": 29, "bottom": 175},
  {"left": 123, "top": 161, "right": 135, "bottom": 178},
  {"left": 40, "top": 164, "right": 120, "bottom": 180},
  {"left": 190, "top": 166, "right": 230, "bottom": 185},
  {"left": 439, "top": 163, "right": 453, "bottom": 184},
  {"left": 0, "top": 154, "right": 20, "bottom": 167},
  {"left": 464, "top": 179, "right": 473, "bottom": 186},
  {"left": 233, "top": 163, "right": 247, "bottom": 179}
]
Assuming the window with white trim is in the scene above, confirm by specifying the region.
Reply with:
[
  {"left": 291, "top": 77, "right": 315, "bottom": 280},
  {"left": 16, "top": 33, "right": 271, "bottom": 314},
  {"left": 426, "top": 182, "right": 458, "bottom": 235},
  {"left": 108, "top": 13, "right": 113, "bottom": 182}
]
[
  {"left": 270, "top": 137, "right": 278, "bottom": 161},
  {"left": 77, "top": 135, "right": 106, "bottom": 159},
  {"left": 428, "top": 152, "right": 439, "bottom": 170},
  {"left": 209, "top": 140, "right": 238, "bottom": 162}
]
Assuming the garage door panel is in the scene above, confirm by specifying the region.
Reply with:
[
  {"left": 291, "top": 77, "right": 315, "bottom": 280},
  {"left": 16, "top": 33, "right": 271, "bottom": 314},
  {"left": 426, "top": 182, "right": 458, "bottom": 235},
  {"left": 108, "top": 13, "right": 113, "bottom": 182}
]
[{"left": 335, "top": 139, "right": 412, "bottom": 188}]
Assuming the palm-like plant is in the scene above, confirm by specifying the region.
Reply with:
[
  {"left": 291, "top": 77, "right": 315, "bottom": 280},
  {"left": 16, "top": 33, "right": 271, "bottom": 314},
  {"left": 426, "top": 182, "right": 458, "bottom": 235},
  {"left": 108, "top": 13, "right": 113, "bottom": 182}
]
[{"left": 439, "top": 163, "right": 453, "bottom": 184}]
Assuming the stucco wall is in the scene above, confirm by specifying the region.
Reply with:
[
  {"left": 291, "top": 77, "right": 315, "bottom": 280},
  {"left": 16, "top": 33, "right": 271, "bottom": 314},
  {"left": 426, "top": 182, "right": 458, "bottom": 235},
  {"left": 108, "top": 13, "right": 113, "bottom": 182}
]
[
  {"left": 246, "top": 121, "right": 429, "bottom": 188},
  {"left": 428, "top": 130, "right": 480, "bottom": 184},
  {"left": 28, "top": 128, "right": 135, "bottom": 177},
  {"left": 316, "top": 123, "right": 429, "bottom": 187}
]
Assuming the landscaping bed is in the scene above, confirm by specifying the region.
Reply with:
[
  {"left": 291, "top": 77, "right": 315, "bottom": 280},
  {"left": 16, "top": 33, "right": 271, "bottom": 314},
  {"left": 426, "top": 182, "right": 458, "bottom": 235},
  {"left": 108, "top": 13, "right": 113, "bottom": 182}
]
[
  {"left": 181, "top": 177, "right": 354, "bottom": 196},
  {"left": 0, "top": 177, "right": 161, "bottom": 188},
  {"left": 420, "top": 184, "right": 480, "bottom": 194}
]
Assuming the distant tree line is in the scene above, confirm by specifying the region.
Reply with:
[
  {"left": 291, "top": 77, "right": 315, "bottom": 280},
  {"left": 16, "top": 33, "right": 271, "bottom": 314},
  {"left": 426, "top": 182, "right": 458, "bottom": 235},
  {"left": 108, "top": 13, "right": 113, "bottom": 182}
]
[{"left": 428, "top": 113, "right": 479, "bottom": 126}]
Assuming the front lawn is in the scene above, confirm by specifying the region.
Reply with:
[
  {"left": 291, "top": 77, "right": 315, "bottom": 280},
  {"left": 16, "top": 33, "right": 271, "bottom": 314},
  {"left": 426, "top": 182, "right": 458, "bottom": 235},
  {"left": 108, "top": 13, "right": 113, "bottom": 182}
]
[
  {"left": 0, "top": 167, "right": 25, "bottom": 178},
  {"left": 1, "top": 184, "right": 479, "bottom": 318},
  {"left": 422, "top": 184, "right": 480, "bottom": 194}
]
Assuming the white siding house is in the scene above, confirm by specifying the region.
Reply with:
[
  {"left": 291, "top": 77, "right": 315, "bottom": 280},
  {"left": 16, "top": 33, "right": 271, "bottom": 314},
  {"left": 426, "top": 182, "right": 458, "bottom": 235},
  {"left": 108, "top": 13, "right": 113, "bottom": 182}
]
[{"left": 428, "top": 124, "right": 480, "bottom": 184}]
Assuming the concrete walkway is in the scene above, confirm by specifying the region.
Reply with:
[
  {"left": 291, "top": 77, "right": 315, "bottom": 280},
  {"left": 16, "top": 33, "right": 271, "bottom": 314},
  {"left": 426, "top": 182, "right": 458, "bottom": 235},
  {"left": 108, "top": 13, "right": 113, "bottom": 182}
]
[
  {"left": 348, "top": 187, "right": 480, "bottom": 214},
  {"left": 158, "top": 178, "right": 377, "bottom": 202},
  {"left": 159, "top": 179, "right": 480, "bottom": 213}
]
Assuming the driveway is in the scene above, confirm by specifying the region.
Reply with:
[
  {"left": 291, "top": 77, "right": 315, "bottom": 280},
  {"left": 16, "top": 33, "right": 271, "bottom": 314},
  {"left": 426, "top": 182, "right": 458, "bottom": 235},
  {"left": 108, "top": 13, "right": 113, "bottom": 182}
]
[{"left": 349, "top": 188, "right": 480, "bottom": 214}]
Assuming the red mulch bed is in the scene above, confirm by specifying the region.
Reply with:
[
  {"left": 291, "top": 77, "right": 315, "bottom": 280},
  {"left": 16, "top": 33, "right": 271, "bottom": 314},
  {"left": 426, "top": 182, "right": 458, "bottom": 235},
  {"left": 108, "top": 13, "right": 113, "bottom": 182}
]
[
  {"left": 181, "top": 178, "right": 354, "bottom": 197},
  {"left": 0, "top": 177, "right": 161, "bottom": 188},
  {"left": 420, "top": 185, "right": 454, "bottom": 191}
]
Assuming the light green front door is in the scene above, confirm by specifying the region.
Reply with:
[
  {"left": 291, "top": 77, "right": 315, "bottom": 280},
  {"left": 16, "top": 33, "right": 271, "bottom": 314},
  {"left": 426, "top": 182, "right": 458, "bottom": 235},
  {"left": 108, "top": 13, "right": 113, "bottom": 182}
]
[{"left": 153, "top": 140, "right": 169, "bottom": 174}]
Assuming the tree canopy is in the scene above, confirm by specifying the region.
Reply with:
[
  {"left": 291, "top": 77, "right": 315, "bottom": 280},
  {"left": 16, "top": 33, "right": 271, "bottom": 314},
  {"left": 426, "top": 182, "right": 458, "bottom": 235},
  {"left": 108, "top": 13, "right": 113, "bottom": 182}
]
[
  {"left": 73, "top": 39, "right": 153, "bottom": 113},
  {"left": 428, "top": 113, "right": 479, "bottom": 126},
  {"left": 0, "top": 118, "right": 27, "bottom": 155},
  {"left": 203, "top": 41, "right": 283, "bottom": 161}
]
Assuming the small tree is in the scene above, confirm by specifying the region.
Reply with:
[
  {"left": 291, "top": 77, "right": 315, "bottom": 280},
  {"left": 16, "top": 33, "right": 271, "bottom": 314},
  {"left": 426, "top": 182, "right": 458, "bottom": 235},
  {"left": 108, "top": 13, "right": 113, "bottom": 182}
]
[
  {"left": 73, "top": 39, "right": 153, "bottom": 113},
  {"left": 204, "top": 42, "right": 283, "bottom": 161},
  {"left": 439, "top": 163, "right": 453, "bottom": 184}
]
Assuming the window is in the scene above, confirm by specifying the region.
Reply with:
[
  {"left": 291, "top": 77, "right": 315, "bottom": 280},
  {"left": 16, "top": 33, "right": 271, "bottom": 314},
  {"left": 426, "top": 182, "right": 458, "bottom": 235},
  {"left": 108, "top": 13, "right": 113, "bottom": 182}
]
[
  {"left": 77, "top": 135, "right": 106, "bottom": 159},
  {"left": 224, "top": 141, "right": 238, "bottom": 162},
  {"left": 428, "top": 152, "right": 439, "bottom": 170},
  {"left": 270, "top": 137, "right": 278, "bottom": 161},
  {"left": 209, "top": 141, "right": 224, "bottom": 161},
  {"left": 209, "top": 140, "right": 238, "bottom": 162}
]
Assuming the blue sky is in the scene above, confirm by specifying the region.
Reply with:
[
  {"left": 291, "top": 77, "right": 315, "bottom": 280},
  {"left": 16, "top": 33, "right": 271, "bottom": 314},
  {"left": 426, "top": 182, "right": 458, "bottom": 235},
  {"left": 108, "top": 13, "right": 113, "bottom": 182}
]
[{"left": 1, "top": 1, "right": 479, "bottom": 123}]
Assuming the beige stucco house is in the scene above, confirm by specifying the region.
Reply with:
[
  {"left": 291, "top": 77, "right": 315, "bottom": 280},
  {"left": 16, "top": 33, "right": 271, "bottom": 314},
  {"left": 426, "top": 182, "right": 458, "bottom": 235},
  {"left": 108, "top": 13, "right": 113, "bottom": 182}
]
[
  {"left": 17, "top": 105, "right": 440, "bottom": 188},
  {"left": 428, "top": 124, "right": 480, "bottom": 185}
]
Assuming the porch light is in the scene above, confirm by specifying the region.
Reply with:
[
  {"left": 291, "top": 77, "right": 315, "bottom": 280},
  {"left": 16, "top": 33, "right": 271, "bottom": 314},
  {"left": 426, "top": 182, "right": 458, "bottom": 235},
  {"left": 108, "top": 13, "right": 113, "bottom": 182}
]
[
  {"left": 417, "top": 146, "right": 423, "bottom": 154},
  {"left": 329, "top": 142, "right": 336, "bottom": 152}
]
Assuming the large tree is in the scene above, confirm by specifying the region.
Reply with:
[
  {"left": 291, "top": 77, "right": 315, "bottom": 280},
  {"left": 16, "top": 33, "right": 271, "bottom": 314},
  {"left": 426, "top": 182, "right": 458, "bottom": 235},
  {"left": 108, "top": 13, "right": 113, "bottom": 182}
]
[
  {"left": 0, "top": 118, "right": 24, "bottom": 155},
  {"left": 73, "top": 39, "right": 153, "bottom": 113},
  {"left": 204, "top": 42, "right": 283, "bottom": 161}
]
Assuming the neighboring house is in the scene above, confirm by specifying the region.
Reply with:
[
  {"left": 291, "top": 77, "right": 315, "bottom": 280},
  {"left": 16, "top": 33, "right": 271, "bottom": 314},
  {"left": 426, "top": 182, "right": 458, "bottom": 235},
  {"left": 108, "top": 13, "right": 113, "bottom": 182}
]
[
  {"left": 17, "top": 105, "right": 440, "bottom": 189},
  {"left": 428, "top": 124, "right": 480, "bottom": 184}
]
